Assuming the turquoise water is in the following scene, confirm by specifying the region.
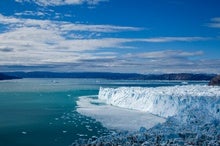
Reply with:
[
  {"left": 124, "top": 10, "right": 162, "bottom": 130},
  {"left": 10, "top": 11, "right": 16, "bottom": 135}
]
[
  {"left": 0, "top": 79, "right": 108, "bottom": 146},
  {"left": 0, "top": 79, "right": 208, "bottom": 146}
]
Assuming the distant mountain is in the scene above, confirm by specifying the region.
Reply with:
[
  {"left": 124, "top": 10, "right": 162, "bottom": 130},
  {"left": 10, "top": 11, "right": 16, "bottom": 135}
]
[
  {"left": 0, "top": 73, "right": 21, "bottom": 80},
  {"left": 3, "top": 72, "right": 216, "bottom": 81},
  {"left": 4, "top": 72, "right": 142, "bottom": 80},
  {"left": 142, "top": 73, "right": 216, "bottom": 80}
]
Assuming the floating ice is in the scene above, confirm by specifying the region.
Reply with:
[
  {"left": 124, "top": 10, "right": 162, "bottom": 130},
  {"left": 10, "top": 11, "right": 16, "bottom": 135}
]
[
  {"left": 98, "top": 85, "right": 220, "bottom": 119},
  {"left": 21, "top": 131, "right": 27, "bottom": 135},
  {"left": 77, "top": 96, "right": 165, "bottom": 131}
]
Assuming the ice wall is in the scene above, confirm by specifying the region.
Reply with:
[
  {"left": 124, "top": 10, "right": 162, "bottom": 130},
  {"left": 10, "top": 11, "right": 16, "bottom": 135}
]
[{"left": 98, "top": 85, "right": 220, "bottom": 119}]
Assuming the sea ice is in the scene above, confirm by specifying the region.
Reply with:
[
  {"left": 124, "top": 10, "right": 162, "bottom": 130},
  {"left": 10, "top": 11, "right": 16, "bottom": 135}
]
[{"left": 77, "top": 96, "right": 165, "bottom": 131}]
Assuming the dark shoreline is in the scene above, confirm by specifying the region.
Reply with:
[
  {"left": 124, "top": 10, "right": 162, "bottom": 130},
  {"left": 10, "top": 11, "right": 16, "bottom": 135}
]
[
  {"left": 2, "top": 72, "right": 216, "bottom": 81},
  {"left": 0, "top": 73, "right": 21, "bottom": 80}
]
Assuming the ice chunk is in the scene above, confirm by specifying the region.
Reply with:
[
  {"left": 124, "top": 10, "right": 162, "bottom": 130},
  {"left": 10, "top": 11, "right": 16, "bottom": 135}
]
[{"left": 21, "top": 131, "right": 27, "bottom": 134}]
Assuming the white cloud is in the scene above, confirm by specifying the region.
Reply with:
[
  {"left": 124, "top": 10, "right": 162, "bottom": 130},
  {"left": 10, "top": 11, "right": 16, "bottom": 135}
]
[
  {"left": 207, "top": 17, "right": 220, "bottom": 28},
  {"left": 129, "top": 50, "right": 204, "bottom": 59},
  {"left": 0, "top": 25, "right": 130, "bottom": 66},
  {"left": 0, "top": 14, "right": 141, "bottom": 33},
  {"left": 15, "top": 0, "right": 108, "bottom": 6},
  {"left": 14, "top": 11, "right": 46, "bottom": 17},
  {"left": 139, "top": 37, "right": 209, "bottom": 42},
  {"left": 211, "top": 17, "right": 220, "bottom": 22}
]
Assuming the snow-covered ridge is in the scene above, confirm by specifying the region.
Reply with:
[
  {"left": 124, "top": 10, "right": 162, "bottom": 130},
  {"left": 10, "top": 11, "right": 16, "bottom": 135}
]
[{"left": 98, "top": 85, "right": 220, "bottom": 119}]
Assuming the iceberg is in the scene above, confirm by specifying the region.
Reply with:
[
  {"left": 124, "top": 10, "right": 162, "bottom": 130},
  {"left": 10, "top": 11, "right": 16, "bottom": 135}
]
[{"left": 98, "top": 85, "right": 220, "bottom": 119}]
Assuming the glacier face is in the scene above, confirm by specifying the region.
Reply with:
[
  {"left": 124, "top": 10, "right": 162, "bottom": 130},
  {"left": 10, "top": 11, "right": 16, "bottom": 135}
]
[{"left": 98, "top": 85, "right": 220, "bottom": 119}]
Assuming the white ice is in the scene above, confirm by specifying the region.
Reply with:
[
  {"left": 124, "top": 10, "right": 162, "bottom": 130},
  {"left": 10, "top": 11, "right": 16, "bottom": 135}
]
[
  {"left": 77, "top": 85, "right": 220, "bottom": 132},
  {"left": 77, "top": 96, "right": 165, "bottom": 131},
  {"left": 99, "top": 85, "right": 220, "bottom": 119}
]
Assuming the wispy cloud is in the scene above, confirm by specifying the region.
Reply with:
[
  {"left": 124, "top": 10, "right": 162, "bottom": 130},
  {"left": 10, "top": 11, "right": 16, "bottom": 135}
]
[
  {"left": 139, "top": 37, "right": 209, "bottom": 42},
  {"left": 106, "top": 50, "right": 220, "bottom": 74},
  {"left": 207, "top": 17, "right": 220, "bottom": 28},
  {"left": 14, "top": 10, "right": 50, "bottom": 17},
  {"left": 0, "top": 14, "right": 141, "bottom": 33},
  {"left": 15, "top": 0, "right": 109, "bottom": 6},
  {"left": 127, "top": 50, "right": 204, "bottom": 59},
  {"left": 14, "top": 11, "right": 45, "bottom": 17}
]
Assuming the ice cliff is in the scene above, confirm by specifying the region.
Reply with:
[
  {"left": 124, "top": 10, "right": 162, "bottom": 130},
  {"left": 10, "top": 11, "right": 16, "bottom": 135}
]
[
  {"left": 74, "top": 85, "right": 220, "bottom": 145},
  {"left": 98, "top": 85, "right": 220, "bottom": 120}
]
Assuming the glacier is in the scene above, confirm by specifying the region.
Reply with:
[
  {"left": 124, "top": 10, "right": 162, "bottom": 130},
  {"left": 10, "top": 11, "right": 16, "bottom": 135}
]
[
  {"left": 98, "top": 85, "right": 220, "bottom": 119},
  {"left": 74, "top": 85, "right": 220, "bottom": 145}
]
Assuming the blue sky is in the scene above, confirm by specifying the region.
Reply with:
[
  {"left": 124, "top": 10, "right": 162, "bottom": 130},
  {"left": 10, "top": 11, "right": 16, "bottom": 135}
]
[{"left": 0, "top": 0, "right": 220, "bottom": 73}]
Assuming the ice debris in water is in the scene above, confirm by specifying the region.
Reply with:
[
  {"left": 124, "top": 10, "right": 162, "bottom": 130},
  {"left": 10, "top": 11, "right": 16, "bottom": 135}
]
[
  {"left": 73, "top": 107, "right": 220, "bottom": 146},
  {"left": 21, "top": 131, "right": 27, "bottom": 135},
  {"left": 73, "top": 85, "right": 220, "bottom": 145}
]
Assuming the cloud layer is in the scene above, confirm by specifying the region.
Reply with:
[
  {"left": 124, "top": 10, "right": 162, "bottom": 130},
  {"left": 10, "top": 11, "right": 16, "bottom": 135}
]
[{"left": 0, "top": 13, "right": 219, "bottom": 73}]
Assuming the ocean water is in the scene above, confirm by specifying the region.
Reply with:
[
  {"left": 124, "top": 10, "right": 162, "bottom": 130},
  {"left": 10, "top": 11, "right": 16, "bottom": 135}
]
[{"left": 0, "top": 78, "right": 208, "bottom": 146}]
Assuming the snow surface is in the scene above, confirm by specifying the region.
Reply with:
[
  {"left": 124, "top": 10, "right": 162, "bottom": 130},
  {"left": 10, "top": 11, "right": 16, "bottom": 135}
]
[
  {"left": 77, "top": 96, "right": 165, "bottom": 131},
  {"left": 98, "top": 85, "right": 220, "bottom": 119}
]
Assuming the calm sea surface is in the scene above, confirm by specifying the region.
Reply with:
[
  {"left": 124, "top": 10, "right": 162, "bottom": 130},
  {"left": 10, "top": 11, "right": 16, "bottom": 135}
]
[{"left": 0, "top": 78, "right": 207, "bottom": 146}]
